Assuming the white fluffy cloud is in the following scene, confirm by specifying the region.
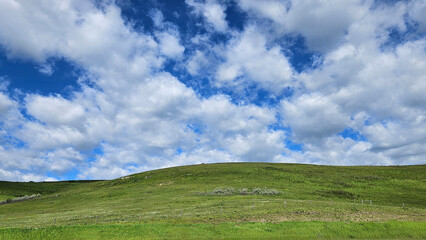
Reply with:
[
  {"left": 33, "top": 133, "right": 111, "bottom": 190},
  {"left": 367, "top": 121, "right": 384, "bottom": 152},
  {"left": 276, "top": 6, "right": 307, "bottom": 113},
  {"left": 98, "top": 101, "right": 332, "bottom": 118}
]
[
  {"left": 74, "top": 88, "right": 282, "bottom": 179},
  {"left": 225, "top": 130, "right": 285, "bottom": 162},
  {"left": 186, "top": 0, "right": 228, "bottom": 32},
  {"left": 278, "top": 136, "right": 390, "bottom": 166},
  {"left": 281, "top": 9, "right": 426, "bottom": 165},
  {"left": 281, "top": 93, "right": 348, "bottom": 142},
  {"left": 0, "top": 0, "right": 425, "bottom": 181},
  {"left": 236, "top": 0, "right": 410, "bottom": 52},
  {"left": 0, "top": 0, "right": 163, "bottom": 88},
  {"left": 186, "top": 50, "right": 209, "bottom": 75},
  {"left": 157, "top": 31, "right": 185, "bottom": 59},
  {"left": 198, "top": 95, "right": 276, "bottom": 134},
  {"left": 408, "top": 0, "right": 426, "bottom": 32},
  {"left": 237, "top": 0, "right": 364, "bottom": 51},
  {"left": 216, "top": 26, "right": 294, "bottom": 93},
  {"left": 0, "top": 92, "right": 13, "bottom": 116},
  {"left": 26, "top": 95, "right": 86, "bottom": 128},
  {"left": 0, "top": 168, "right": 57, "bottom": 182}
]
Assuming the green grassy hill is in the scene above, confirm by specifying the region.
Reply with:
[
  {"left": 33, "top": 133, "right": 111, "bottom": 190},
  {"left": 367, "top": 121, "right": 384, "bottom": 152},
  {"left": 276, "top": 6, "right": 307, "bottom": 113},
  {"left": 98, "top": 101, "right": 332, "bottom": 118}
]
[
  {"left": 0, "top": 163, "right": 425, "bottom": 239},
  {"left": 0, "top": 180, "right": 98, "bottom": 202}
]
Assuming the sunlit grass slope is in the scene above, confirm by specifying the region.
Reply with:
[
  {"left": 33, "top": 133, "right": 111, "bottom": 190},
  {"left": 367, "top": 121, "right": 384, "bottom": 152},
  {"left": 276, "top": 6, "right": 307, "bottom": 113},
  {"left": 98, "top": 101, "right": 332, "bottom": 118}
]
[
  {"left": 0, "top": 163, "right": 424, "bottom": 229},
  {"left": 1, "top": 221, "right": 425, "bottom": 240}
]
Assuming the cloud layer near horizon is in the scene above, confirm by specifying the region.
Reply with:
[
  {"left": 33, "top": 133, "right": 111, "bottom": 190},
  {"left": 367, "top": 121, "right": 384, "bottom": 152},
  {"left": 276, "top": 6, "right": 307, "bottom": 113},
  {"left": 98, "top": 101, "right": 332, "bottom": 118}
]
[{"left": 0, "top": 0, "right": 425, "bottom": 181}]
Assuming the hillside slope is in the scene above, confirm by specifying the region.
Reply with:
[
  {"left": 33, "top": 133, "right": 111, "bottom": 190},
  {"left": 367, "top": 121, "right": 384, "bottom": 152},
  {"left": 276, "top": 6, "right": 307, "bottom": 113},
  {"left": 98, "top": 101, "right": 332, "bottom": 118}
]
[
  {"left": 0, "top": 163, "right": 425, "bottom": 228},
  {"left": 0, "top": 180, "right": 98, "bottom": 202}
]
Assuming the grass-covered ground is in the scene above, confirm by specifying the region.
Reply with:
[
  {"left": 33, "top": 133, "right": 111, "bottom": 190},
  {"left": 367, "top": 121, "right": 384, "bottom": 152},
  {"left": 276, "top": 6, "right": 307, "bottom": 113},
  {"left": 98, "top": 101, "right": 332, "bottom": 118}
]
[
  {"left": 0, "top": 163, "right": 425, "bottom": 239},
  {"left": 1, "top": 221, "right": 425, "bottom": 240},
  {"left": 0, "top": 180, "right": 97, "bottom": 203}
]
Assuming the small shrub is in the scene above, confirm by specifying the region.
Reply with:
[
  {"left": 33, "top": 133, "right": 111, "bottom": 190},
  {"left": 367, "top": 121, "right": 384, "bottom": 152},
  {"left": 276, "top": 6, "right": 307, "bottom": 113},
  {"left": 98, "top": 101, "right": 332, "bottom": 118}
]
[
  {"left": 206, "top": 187, "right": 280, "bottom": 196},
  {"left": 261, "top": 188, "right": 280, "bottom": 195},
  {"left": 252, "top": 188, "right": 280, "bottom": 195},
  {"left": 252, "top": 188, "right": 261, "bottom": 194},
  {"left": 211, "top": 188, "right": 235, "bottom": 195},
  {"left": 238, "top": 188, "right": 250, "bottom": 195},
  {"left": 0, "top": 194, "right": 41, "bottom": 205}
]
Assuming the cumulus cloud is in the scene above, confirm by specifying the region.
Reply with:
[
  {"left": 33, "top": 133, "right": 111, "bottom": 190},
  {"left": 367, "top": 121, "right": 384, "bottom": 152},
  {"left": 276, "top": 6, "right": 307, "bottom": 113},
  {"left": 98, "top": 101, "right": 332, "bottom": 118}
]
[
  {"left": 237, "top": 0, "right": 368, "bottom": 52},
  {"left": 0, "top": 0, "right": 162, "bottom": 86},
  {"left": 408, "top": 0, "right": 426, "bottom": 32},
  {"left": 0, "top": 92, "right": 13, "bottom": 116},
  {"left": 216, "top": 26, "right": 294, "bottom": 93},
  {"left": 201, "top": 95, "right": 276, "bottom": 134},
  {"left": 225, "top": 130, "right": 285, "bottom": 162},
  {"left": 186, "top": 50, "right": 209, "bottom": 75},
  {"left": 186, "top": 0, "right": 228, "bottom": 32},
  {"left": 281, "top": 94, "right": 348, "bottom": 142},
  {"left": 0, "top": 0, "right": 425, "bottom": 181},
  {"left": 237, "top": 0, "right": 288, "bottom": 24},
  {"left": 41, "top": 147, "right": 84, "bottom": 173},
  {"left": 0, "top": 0, "right": 162, "bottom": 179},
  {"left": 285, "top": 10, "right": 426, "bottom": 165},
  {"left": 36, "top": 63, "right": 55, "bottom": 76},
  {"left": 150, "top": 9, "right": 165, "bottom": 28},
  {"left": 0, "top": 168, "right": 57, "bottom": 182},
  {"left": 26, "top": 95, "right": 86, "bottom": 128},
  {"left": 278, "top": 136, "right": 390, "bottom": 166},
  {"left": 156, "top": 31, "right": 185, "bottom": 59},
  {"left": 73, "top": 87, "right": 282, "bottom": 179}
]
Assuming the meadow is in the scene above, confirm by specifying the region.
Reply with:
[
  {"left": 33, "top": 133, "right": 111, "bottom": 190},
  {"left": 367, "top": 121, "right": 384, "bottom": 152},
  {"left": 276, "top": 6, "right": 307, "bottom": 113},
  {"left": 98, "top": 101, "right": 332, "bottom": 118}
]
[{"left": 0, "top": 163, "right": 425, "bottom": 239}]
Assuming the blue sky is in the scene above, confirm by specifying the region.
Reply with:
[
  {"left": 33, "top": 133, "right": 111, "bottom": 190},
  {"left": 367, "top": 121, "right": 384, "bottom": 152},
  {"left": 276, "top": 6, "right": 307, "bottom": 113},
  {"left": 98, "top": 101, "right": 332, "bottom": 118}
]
[{"left": 0, "top": 0, "right": 425, "bottom": 181}]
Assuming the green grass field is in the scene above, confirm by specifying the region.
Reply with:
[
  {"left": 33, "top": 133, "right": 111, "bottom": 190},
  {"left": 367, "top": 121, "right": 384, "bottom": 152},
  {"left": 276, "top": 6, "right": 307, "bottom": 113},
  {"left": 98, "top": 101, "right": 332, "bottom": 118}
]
[
  {"left": 0, "top": 163, "right": 425, "bottom": 239},
  {"left": 1, "top": 221, "right": 425, "bottom": 240}
]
